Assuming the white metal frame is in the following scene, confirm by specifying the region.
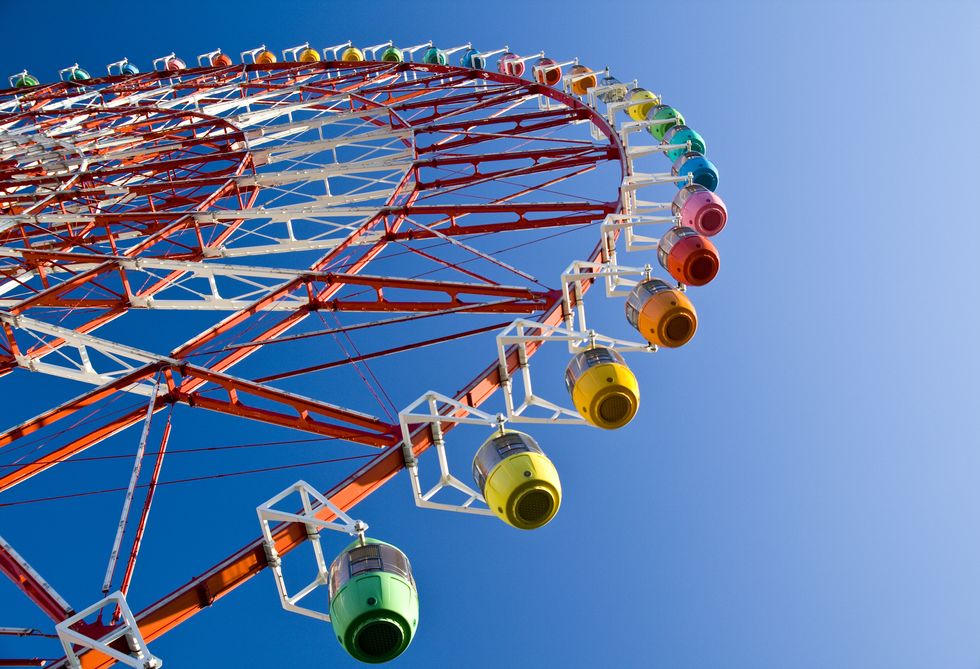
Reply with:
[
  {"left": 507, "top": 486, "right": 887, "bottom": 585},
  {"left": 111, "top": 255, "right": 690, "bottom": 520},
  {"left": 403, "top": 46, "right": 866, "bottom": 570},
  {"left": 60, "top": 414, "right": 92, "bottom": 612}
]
[
  {"left": 317, "top": 41, "right": 368, "bottom": 80},
  {"left": 560, "top": 260, "right": 654, "bottom": 326},
  {"left": 58, "top": 64, "right": 85, "bottom": 82},
  {"left": 472, "top": 46, "right": 508, "bottom": 74},
  {"left": 106, "top": 58, "right": 134, "bottom": 76},
  {"left": 534, "top": 57, "right": 574, "bottom": 84},
  {"left": 398, "top": 391, "right": 498, "bottom": 517},
  {"left": 442, "top": 44, "right": 473, "bottom": 60},
  {"left": 256, "top": 480, "right": 366, "bottom": 623},
  {"left": 102, "top": 381, "right": 160, "bottom": 595},
  {"left": 602, "top": 211, "right": 674, "bottom": 257},
  {"left": 400, "top": 41, "right": 432, "bottom": 62},
  {"left": 363, "top": 41, "right": 394, "bottom": 60},
  {"left": 586, "top": 73, "right": 636, "bottom": 139},
  {"left": 56, "top": 592, "right": 161, "bottom": 669},
  {"left": 602, "top": 86, "right": 650, "bottom": 130},
  {"left": 281, "top": 43, "right": 312, "bottom": 62},
  {"left": 0, "top": 534, "right": 74, "bottom": 616},
  {"left": 7, "top": 71, "right": 30, "bottom": 88},
  {"left": 499, "top": 50, "right": 545, "bottom": 78},
  {"left": 151, "top": 53, "right": 180, "bottom": 72},
  {"left": 196, "top": 49, "right": 225, "bottom": 68},
  {"left": 495, "top": 319, "right": 653, "bottom": 425},
  {"left": 562, "top": 61, "right": 593, "bottom": 95},
  {"left": 622, "top": 169, "right": 691, "bottom": 212},
  {"left": 534, "top": 58, "right": 576, "bottom": 111},
  {"left": 240, "top": 45, "right": 271, "bottom": 65}
]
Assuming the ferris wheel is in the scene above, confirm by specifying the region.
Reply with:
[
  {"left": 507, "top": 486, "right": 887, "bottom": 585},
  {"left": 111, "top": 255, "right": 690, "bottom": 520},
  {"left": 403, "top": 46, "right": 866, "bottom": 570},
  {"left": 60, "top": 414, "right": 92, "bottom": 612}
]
[{"left": 0, "top": 38, "right": 727, "bottom": 668}]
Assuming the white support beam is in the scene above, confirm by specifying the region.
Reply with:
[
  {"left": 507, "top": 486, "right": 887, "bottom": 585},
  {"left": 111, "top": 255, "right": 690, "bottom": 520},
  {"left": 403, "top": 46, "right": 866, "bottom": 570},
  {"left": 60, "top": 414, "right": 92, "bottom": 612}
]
[
  {"left": 397, "top": 391, "right": 498, "bottom": 517},
  {"left": 56, "top": 592, "right": 162, "bottom": 669},
  {"left": 494, "top": 318, "right": 653, "bottom": 425},
  {"left": 256, "top": 480, "right": 366, "bottom": 623}
]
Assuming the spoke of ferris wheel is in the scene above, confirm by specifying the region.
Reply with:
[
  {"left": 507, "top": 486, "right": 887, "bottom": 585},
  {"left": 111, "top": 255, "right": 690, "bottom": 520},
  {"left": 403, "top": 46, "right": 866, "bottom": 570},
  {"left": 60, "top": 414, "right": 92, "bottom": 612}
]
[
  {"left": 1, "top": 81, "right": 349, "bottom": 147},
  {"left": 0, "top": 228, "right": 380, "bottom": 276},
  {"left": 1, "top": 84, "right": 559, "bottom": 188},
  {"left": 0, "top": 267, "right": 550, "bottom": 367},
  {"left": 0, "top": 254, "right": 519, "bottom": 288},
  {"left": 62, "top": 119, "right": 410, "bottom": 168},
  {"left": 0, "top": 254, "right": 551, "bottom": 312},
  {"left": 67, "top": 100, "right": 400, "bottom": 165},
  {"left": 0, "top": 79, "right": 604, "bottom": 366},
  {"left": 0, "top": 534, "right": 75, "bottom": 623},
  {"left": 0, "top": 313, "right": 169, "bottom": 393},
  {"left": 28, "top": 66, "right": 476, "bottom": 130},
  {"left": 8, "top": 204, "right": 383, "bottom": 226},
  {"left": 37, "top": 81, "right": 397, "bottom": 150},
  {"left": 0, "top": 377, "right": 396, "bottom": 495},
  {"left": 2, "top": 196, "right": 604, "bottom": 268},
  {"left": 101, "top": 62, "right": 412, "bottom": 120},
  {"left": 3, "top": 200, "right": 600, "bottom": 243},
  {"left": 0, "top": 195, "right": 606, "bottom": 270},
  {"left": 0, "top": 152, "right": 411, "bottom": 192},
  {"left": 0, "top": 313, "right": 395, "bottom": 427}
]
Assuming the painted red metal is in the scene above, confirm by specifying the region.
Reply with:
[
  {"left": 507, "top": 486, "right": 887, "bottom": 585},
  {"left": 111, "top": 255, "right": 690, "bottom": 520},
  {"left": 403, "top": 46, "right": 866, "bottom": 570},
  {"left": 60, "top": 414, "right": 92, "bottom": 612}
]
[
  {"left": 119, "top": 416, "right": 172, "bottom": 597},
  {"left": 0, "top": 539, "right": 73, "bottom": 623}
]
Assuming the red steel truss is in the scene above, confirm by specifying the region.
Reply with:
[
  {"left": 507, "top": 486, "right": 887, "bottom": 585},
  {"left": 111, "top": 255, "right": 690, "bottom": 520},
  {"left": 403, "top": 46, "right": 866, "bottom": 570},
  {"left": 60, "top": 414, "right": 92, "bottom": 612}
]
[{"left": 0, "top": 57, "right": 624, "bottom": 668}]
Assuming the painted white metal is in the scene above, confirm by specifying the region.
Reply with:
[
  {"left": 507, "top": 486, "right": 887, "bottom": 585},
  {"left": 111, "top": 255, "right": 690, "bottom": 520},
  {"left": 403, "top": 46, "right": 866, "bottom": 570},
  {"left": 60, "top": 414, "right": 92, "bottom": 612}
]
[
  {"left": 102, "top": 381, "right": 160, "bottom": 595},
  {"left": 196, "top": 49, "right": 225, "bottom": 67},
  {"left": 57, "top": 64, "right": 85, "bottom": 82},
  {"left": 363, "top": 41, "right": 394, "bottom": 60},
  {"left": 586, "top": 75, "right": 636, "bottom": 140},
  {"left": 400, "top": 41, "right": 433, "bottom": 62},
  {"left": 0, "top": 310, "right": 171, "bottom": 394},
  {"left": 322, "top": 41, "right": 354, "bottom": 61},
  {"left": 106, "top": 58, "right": 135, "bottom": 76},
  {"left": 56, "top": 592, "right": 161, "bottom": 669},
  {"left": 622, "top": 171, "right": 691, "bottom": 214},
  {"left": 398, "top": 391, "right": 498, "bottom": 517},
  {"left": 494, "top": 318, "right": 652, "bottom": 425},
  {"left": 0, "top": 312, "right": 390, "bottom": 429},
  {"left": 0, "top": 627, "right": 45, "bottom": 636},
  {"left": 0, "top": 534, "right": 74, "bottom": 616},
  {"left": 256, "top": 480, "right": 365, "bottom": 623},
  {"left": 151, "top": 53, "right": 179, "bottom": 72},
  {"left": 239, "top": 45, "right": 271, "bottom": 65},
  {"left": 0, "top": 84, "right": 415, "bottom": 299},
  {"left": 7, "top": 71, "right": 30, "bottom": 88},
  {"left": 474, "top": 46, "right": 509, "bottom": 61},
  {"left": 560, "top": 260, "right": 656, "bottom": 331},
  {"left": 600, "top": 209, "right": 679, "bottom": 258},
  {"left": 534, "top": 58, "right": 578, "bottom": 112},
  {"left": 2, "top": 253, "right": 547, "bottom": 312},
  {"left": 281, "top": 43, "right": 312, "bottom": 62}
]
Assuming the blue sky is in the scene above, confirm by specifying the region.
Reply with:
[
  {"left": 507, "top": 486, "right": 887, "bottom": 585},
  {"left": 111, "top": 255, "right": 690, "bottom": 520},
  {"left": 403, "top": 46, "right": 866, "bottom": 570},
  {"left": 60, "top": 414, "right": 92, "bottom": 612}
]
[{"left": 2, "top": 1, "right": 979, "bottom": 668}]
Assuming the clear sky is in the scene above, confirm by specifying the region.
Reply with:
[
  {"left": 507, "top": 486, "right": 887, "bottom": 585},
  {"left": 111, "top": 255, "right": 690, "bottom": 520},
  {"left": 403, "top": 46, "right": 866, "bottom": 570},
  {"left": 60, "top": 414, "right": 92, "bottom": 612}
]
[{"left": 1, "top": 1, "right": 979, "bottom": 668}]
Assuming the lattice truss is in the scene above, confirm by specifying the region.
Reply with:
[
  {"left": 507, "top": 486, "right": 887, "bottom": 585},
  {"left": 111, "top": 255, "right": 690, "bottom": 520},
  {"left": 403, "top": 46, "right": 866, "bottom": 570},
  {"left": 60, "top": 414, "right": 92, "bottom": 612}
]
[{"left": 0, "top": 58, "right": 631, "bottom": 667}]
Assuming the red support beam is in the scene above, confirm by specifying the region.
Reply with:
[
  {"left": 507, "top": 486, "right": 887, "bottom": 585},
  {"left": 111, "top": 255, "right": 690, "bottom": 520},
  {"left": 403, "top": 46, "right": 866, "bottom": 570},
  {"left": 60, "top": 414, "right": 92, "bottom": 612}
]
[
  {"left": 119, "top": 415, "right": 169, "bottom": 597},
  {"left": 0, "top": 536, "right": 73, "bottom": 623},
  {"left": 0, "top": 360, "right": 400, "bottom": 494}
]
